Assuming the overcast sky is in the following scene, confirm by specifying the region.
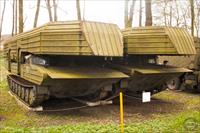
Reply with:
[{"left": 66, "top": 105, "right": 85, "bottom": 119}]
[
  {"left": 0, "top": 0, "right": 147, "bottom": 35},
  {"left": 0, "top": 0, "right": 197, "bottom": 36}
]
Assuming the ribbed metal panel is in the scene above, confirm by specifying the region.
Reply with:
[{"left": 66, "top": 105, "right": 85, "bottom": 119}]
[
  {"left": 123, "top": 26, "right": 196, "bottom": 55},
  {"left": 165, "top": 27, "right": 195, "bottom": 55},
  {"left": 82, "top": 21, "right": 123, "bottom": 56},
  {"left": 3, "top": 21, "right": 123, "bottom": 57},
  {"left": 158, "top": 37, "right": 200, "bottom": 70}
]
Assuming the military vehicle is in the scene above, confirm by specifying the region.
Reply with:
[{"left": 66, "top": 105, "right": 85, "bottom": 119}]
[
  {"left": 3, "top": 22, "right": 196, "bottom": 107},
  {"left": 3, "top": 21, "right": 129, "bottom": 107},
  {"left": 109, "top": 27, "right": 195, "bottom": 95},
  {"left": 159, "top": 37, "right": 200, "bottom": 92}
]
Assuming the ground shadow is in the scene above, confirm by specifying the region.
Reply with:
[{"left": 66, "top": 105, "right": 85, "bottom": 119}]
[{"left": 37, "top": 95, "right": 185, "bottom": 119}]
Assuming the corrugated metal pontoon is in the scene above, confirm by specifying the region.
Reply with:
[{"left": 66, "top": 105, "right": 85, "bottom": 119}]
[
  {"left": 4, "top": 21, "right": 123, "bottom": 57},
  {"left": 123, "top": 27, "right": 196, "bottom": 55}
]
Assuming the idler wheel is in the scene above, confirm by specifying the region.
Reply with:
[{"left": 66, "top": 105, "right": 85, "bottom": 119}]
[{"left": 166, "top": 77, "right": 181, "bottom": 90}]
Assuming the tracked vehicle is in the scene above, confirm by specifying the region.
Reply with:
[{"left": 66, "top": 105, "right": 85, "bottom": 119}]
[
  {"left": 159, "top": 37, "right": 200, "bottom": 92},
  {"left": 109, "top": 27, "right": 195, "bottom": 95},
  {"left": 3, "top": 22, "right": 196, "bottom": 107},
  {"left": 3, "top": 21, "right": 129, "bottom": 107}
]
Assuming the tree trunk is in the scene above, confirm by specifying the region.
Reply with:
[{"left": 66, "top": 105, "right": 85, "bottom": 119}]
[
  {"left": 53, "top": 0, "right": 58, "bottom": 21},
  {"left": 128, "top": 0, "right": 136, "bottom": 27},
  {"left": 195, "top": 7, "right": 200, "bottom": 37},
  {"left": 18, "top": 0, "right": 23, "bottom": 33},
  {"left": 145, "top": 0, "right": 152, "bottom": 26},
  {"left": 0, "top": 0, "right": 6, "bottom": 40},
  {"left": 46, "top": 0, "right": 53, "bottom": 22},
  {"left": 33, "top": 0, "right": 40, "bottom": 28},
  {"left": 76, "top": 0, "right": 81, "bottom": 21},
  {"left": 175, "top": 0, "right": 180, "bottom": 26},
  {"left": 190, "top": 0, "right": 194, "bottom": 36},
  {"left": 169, "top": 4, "right": 172, "bottom": 26},
  {"left": 15, "top": 0, "right": 17, "bottom": 34},
  {"left": 12, "top": 0, "right": 15, "bottom": 36},
  {"left": 164, "top": 0, "right": 167, "bottom": 26},
  {"left": 139, "top": 0, "right": 142, "bottom": 26},
  {"left": 124, "top": 0, "right": 129, "bottom": 28}
]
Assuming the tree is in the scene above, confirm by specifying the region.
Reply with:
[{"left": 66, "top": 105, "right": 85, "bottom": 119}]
[
  {"left": 124, "top": 0, "right": 129, "bottom": 28},
  {"left": 12, "top": 0, "right": 15, "bottom": 36},
  {"left": 145, "top": 0, "right": 152, "bottom": 26},
  {"left": 195, "top": 0, "right": 200, "bottom": 37},
  {"left": 181, "top": 5, "right": 189, "bottom": 29},
  {"left": 15, "top": 0, "right": 17, "bottom": 34},
  {"left": 124, "top": 0, "right": 136, "bottom": 28},
  {"left": 33, "top": 0, "right": 41, "bottom": 28},
  {"left": 190, "top": 0, "right": 194, "bottom": 36},
  {"left": 76, "top": 0, "right": 81, "bottom": 20},
  {"left": 0, "top": 0, "right": 6, "bottom": 40},
  {"left": 153, "top": 0, "right": 175, "bottom": 26},
  {"left": 139, "top": 0, "right": 142, "bottom": 26},
  {"left": 169, "top": 1, "right": 172, "bottom": 26},
  {"left": 18, "top": 0, "right": 23, "bottom": 33},
  {"left": 128, "top": 0, "right": 136, "bottom": 27},
  {"left": 53, "top": 0, "right": 58, "bottom": 21},
  {"left": 46, "top": 0, "right": 53, "bottom": 22},
  {"left": 163, "top": 0, "right": 168, "bottom": 26},
  {"left": 174, "top": 0, "right": 180, "bottom": 26}
]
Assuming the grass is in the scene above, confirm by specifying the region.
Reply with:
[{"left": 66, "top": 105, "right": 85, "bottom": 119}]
[
  {"left": 0, "top": 55, "right": 200, "bottom": 132},
  {"left": 0, "top": 110, "right": 199, "bottom": 133}
]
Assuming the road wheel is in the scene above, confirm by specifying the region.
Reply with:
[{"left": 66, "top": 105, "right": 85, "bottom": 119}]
[
  {"left": 166, "top": 77, "right": 181, "bottom": 90},
  {"left": 21, "top": 87, "right": 25, "bottom": 100},
  {"left": 29, "top": 89, "right": 36, "bottom": 106},
  {"left": 25, "top": 89, "right": 29, "bottom": 103}
]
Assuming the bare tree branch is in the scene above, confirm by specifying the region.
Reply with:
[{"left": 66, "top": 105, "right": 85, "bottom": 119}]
[
  {"left": 128, "top": 0, "right": 136, "bottom": 27},
  {"left": 12, "top": 0, "right": 15, "bottom": 36},
  {"left": 53, "top": 0, "right": 58, "bottom": 21},
  {"left": 33, "top": 0, "right": 41, "bottom": 28},
  {"left": 18, "top": 0, "right": 23, "bottom": 33},
  {"left": 190, "top": 0, "right": 194, "bottom": 36},
  {"left": 145, "top": 0, "right": 152, "bottom": 26},
  {"left": 76, "top": 0, "right": 81, "bottom": 21},
  {"left": 15, "top": 0, "right": 17, "bottom": 34},
  {"left": 0, "top": 0, "right": 6, "bottom": 40},
  {"left": 124, "top": 0, "right": 129, "bottom": 28},
  {"left": 139, "top": 0, "right": 142, "bottom": 26},
  {"left": 46, "top": 0, "right": 53, "bottom": 22},
  {"left": 124, "top": 0, "right": 135, "bottom": 28}
]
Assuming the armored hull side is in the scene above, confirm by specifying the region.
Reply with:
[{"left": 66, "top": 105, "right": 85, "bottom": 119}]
[
  {"left": 109, "top": 62, "right": 191, "bottom": 93},
  {"left": 158, "top": 37, "right": 200, "bottom": 69},
  {"left": 119, "top": 27, "right": 196, "bottom": 95},
  {"left": 3, "top": 21, "right": 128, "bottom": 107},
  {"left": 158, "top": 37, "right": 200, "bottom": 91},
  {"left": 21, "top": 64, "right": 128, "bottom": 98}
]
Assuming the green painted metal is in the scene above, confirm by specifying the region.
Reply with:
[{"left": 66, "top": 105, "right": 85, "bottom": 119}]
[
  {"left": 123, "top": 27, "right": 196, "bottom": 55},
  {"left": 3, "top": 21, "right": 123, "bottom": 57},
  {"left": 158, "top": 37, "right": 200, "bottom": 69},
  {"left": 37, "top": 66, "right": 128, "bottom": 79}
]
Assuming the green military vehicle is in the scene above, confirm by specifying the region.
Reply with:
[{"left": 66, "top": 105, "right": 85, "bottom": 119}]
[
  {"left": 3, "top": 21, "right": 129, "bottom": 107},
  {"left": 3, "top": 21, "right": 195, "bottom": 107},
  {"left": 159, "top": 37, "right": 200, "bottom": 92},
  {"left": 109, "top": 27, "right": 195, "bottom": 96}
]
